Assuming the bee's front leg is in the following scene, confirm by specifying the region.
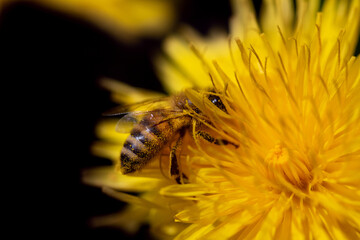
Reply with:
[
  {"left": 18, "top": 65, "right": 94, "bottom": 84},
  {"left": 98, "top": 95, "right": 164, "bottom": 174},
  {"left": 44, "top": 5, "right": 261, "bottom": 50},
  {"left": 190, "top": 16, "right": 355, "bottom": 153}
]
[
  {"left": 196, "top": 131, "right": 239, "bottom": 148},
  {"left": 169, "top": 128, "right": 188, "bottom": 184}
]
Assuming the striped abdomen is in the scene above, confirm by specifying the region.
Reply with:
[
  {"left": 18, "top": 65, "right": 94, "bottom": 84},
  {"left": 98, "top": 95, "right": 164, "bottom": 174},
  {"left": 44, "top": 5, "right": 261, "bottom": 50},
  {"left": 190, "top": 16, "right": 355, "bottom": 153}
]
[{"left": 120, "top": 111, "right": 189, "bottom": 174}]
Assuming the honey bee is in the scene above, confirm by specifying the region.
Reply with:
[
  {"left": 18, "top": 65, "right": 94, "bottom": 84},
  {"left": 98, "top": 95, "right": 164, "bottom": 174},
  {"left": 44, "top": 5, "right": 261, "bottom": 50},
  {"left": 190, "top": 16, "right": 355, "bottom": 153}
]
[{"left": 110, "top": 90, "right": 238, "bottom": 183}]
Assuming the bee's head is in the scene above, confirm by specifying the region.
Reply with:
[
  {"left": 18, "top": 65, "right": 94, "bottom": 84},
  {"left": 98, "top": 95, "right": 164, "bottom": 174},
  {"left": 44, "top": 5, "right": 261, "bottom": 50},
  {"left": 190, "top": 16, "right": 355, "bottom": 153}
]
[
  {"left": 185, "top": 90, "right": 227, "bottom": 114},
  {"left": 186, "top": 99, "right": 201, "bottom": 114}
]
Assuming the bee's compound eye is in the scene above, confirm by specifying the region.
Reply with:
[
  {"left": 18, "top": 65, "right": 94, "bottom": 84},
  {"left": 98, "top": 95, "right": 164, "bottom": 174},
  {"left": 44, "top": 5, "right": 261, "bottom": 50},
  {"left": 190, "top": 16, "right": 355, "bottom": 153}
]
[{"left": 208, "top": 94, "right": 227, "bottom": 113}]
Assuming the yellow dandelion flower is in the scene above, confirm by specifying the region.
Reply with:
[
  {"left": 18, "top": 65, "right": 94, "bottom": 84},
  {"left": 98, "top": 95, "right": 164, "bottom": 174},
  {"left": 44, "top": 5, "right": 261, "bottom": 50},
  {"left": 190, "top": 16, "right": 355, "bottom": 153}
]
[
  {"left": 3, "top": 0, "right": 176, "bottom": 41},
  {"left": 87, "top": 0, "right": 360, "bottom": 239}
]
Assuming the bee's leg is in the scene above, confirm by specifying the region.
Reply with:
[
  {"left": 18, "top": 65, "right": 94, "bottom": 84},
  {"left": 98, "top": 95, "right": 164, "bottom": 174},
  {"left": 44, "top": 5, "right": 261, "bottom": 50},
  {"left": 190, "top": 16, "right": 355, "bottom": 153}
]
[
  {"left": 159, "top": 150, "right": 172, "bottom": 181},
  {"left": 196, "top": 131, "right": 238, "bottom": 148},
  {"left": 169, "top": 128, "right": 188, "bottom": 184}
]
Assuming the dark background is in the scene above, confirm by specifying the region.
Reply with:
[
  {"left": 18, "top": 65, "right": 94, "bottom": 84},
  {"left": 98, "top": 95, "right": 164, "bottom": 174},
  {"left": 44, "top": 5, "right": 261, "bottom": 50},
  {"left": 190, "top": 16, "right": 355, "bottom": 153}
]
[
  {"left": 1, "top": 0, "right": 358, "bottom": 238},
  {"left": 0, "top": 0, "right": 234, "bottom": 238}
]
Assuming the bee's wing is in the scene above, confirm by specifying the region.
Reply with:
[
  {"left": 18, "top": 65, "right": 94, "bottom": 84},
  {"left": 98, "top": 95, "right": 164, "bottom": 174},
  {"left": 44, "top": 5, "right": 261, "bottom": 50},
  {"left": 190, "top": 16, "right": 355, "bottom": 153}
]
[
  {"left": 115, "top": 111, "right": 148, "bottom": 133},
  {"left": 103, "top": 97, "right": 172, "bottom": 116},
  {"left": 115, "top": 110, "right": 183, "bottom": 133}
]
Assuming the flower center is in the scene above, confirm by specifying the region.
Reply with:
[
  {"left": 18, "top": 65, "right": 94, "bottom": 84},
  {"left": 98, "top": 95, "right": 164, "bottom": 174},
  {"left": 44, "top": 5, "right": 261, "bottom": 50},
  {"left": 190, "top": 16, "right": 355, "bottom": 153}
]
[
  {"left": 265, "top": 143, "right": 311, "bottom": 190},
  {"left": 265, "top": 144, "right": 289, "bottom": 164}
]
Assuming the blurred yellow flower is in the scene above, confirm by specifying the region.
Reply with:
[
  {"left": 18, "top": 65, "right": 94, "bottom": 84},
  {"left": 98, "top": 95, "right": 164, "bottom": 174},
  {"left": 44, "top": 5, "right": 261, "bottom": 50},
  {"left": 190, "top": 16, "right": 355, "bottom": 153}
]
[
  {"left": 3, "top": 0, "right": 176, "bottom": 41},
  {"left": 86, "top": 0, "right": 360, "bottom": 239}
]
